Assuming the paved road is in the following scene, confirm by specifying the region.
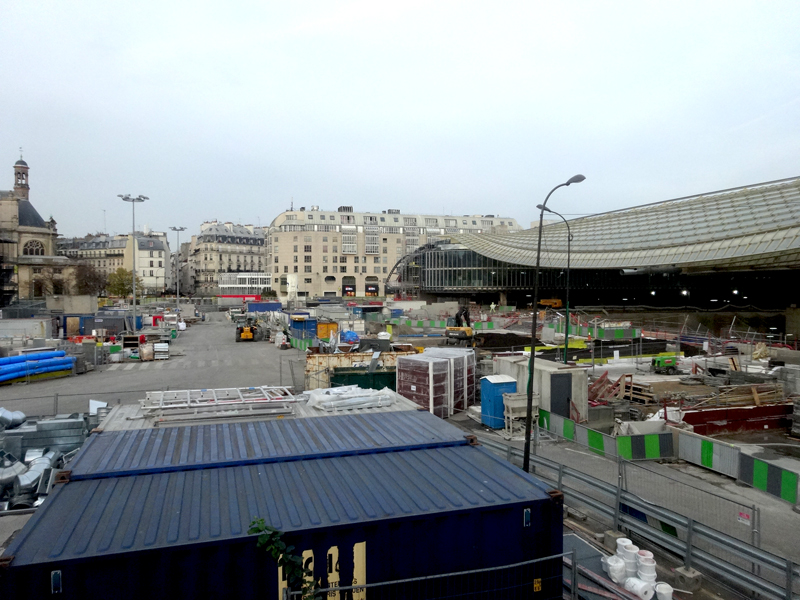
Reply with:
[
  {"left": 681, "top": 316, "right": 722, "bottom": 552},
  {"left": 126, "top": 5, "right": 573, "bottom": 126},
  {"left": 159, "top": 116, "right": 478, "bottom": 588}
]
[{"left": 0, "top": 312, "right": 306, "bottom": 416}]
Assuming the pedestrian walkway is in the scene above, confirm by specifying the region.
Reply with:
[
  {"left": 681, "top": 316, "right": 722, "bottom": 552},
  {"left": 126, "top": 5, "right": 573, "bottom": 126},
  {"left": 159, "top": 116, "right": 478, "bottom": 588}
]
[{"left": 103, "top": 357, "right": 268, "bottom": 371}]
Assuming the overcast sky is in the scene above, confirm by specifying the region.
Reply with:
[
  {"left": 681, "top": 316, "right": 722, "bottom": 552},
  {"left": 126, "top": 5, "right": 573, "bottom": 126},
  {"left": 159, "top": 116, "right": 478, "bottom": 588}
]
[{"left": 2, "top": 2, "right": 799, "bottom": 238}]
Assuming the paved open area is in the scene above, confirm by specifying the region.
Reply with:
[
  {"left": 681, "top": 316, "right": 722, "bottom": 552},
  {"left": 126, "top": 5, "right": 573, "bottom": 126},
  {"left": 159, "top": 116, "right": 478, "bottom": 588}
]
[{"left": 0, "top": 312, "right": 306, "bottom": 416}]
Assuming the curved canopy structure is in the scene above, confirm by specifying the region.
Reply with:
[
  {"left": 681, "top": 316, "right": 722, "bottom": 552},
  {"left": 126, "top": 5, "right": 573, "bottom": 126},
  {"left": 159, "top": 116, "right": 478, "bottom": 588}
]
[{"left": 453, "top": 177, "right": 800, "bottom": 272}]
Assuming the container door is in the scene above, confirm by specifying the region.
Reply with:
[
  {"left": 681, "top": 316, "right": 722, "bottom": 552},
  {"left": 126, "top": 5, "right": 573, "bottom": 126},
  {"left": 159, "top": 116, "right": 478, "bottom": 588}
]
[
  {"left": 550, "top": 373, "right": 571, "bottom": 418},
  {"left": 66, "top": 317, "right": 81, "bottom": 336}
]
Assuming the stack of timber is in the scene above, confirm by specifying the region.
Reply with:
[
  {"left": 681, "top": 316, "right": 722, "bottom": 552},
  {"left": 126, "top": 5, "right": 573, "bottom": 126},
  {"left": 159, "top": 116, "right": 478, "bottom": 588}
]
[
  {"left": 715, "top": 383, "right": 784, "bottom": 405},
  {"left": 625, "top": 380, "right": 655, "bottom": 404}
]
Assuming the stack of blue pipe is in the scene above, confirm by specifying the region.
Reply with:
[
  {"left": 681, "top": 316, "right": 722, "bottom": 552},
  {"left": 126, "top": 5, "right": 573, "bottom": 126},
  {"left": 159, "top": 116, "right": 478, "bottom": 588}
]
[{"left": 0, "top": 351, "right": 76, "bottom": 383}]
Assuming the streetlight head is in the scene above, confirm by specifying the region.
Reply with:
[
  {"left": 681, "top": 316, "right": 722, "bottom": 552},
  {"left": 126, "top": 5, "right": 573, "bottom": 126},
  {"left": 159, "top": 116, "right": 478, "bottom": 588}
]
[
  {"left": 566, "top": 174, "right": 586, "bottom": 186},
  {"left": 536, "top": 204, "right": 552, "bottom": 213}
]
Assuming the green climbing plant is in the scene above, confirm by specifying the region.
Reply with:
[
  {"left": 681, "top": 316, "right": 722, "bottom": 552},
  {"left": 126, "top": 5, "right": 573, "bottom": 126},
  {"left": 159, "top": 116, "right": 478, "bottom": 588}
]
[{"left": 248, "top": 518, "right": 318, "bottom": 599}]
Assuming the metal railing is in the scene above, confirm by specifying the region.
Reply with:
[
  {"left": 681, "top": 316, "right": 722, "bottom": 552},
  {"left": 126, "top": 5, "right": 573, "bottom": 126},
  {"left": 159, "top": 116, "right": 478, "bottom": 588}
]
[
  {"left": 287, "top": 551, "right": 571, "bottom": 599},
  {"left": 477, "top": 435, "right": 799, "bottom": 600}
]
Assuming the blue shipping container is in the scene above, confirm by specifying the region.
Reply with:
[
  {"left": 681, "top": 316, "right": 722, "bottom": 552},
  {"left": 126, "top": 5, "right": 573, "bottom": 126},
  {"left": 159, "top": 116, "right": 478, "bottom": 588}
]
[
  {"left": 481, "top": 374, "right": 518, "bottom": 429},
  {"left": 247, "top": 302, "right": 282, "bottom": 313},
  {"left": 68, "top": 411, "right": 467, "bottom": 479},
  {"left": 3, "top": 413, "right": 562, "bottom": 600},
  {"left": 290, "top": 317, "right": 317, "bottom": 339}
]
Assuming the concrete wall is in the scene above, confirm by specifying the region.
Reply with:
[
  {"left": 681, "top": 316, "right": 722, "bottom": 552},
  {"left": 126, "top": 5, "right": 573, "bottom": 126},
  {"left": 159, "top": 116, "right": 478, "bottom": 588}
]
[
  {"left": 0, "top": 318, "right": 53, "bottom": 339},
  {"left": 492, "top": 355, "right": 589, "bottom": 421},
  {"left": 46, "top": 295, "right": 98, "bottom": 314}
]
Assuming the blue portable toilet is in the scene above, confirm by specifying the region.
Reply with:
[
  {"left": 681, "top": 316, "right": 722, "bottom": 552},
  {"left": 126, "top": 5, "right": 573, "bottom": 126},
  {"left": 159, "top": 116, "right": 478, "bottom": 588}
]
[{"left": 480, "top": 375, "right": 517, "bottom": 429}]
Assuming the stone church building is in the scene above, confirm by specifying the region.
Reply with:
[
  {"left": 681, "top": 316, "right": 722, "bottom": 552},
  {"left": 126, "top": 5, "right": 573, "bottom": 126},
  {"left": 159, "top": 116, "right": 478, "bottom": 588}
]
[{"left": 0, "top": 157, "right": 71, "bottom": 305}]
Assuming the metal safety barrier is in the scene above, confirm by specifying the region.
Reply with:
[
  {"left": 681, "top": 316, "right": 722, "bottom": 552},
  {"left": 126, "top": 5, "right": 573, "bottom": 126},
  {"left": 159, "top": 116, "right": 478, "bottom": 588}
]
[
  {"left": 286, "top": 550, "right": 574, "bottom": 600},
  {"left": 476, "top": 435, "right": 799, "bottom": 600}
]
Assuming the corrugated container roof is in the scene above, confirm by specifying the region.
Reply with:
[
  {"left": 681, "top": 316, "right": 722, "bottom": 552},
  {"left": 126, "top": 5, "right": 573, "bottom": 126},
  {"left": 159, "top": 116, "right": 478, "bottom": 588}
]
[
  {"left": 69, "top": 411, "right": 466, "bottom": 479},
  {"left": 7, "top": 445, "right": 552, "bottom": 566}
]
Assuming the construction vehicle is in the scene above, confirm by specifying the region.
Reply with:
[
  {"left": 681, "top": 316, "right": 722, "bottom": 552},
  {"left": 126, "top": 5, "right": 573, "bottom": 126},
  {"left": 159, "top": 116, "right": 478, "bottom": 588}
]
[
  {"left": 235, "top": 318, "right": 261, "bottom": 342},
  {"left": 539, "top": 298, "right": 563, "bottom": 309},
  {"left": 444, "top": 308, "right": 475, "bottom": 347},
  {"left": 651, "top": 356, "right": 679, "bottom": 375}
]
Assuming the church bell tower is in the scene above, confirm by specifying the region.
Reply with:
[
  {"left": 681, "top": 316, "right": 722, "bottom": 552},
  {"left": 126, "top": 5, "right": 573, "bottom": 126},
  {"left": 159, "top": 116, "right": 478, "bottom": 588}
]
[{"left": 14, "top": 155, "right": 29, "bottom": 200}]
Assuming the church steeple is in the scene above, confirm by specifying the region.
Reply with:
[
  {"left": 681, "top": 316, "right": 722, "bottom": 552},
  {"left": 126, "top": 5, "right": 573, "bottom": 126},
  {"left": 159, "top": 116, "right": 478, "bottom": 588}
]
[{"left": 14, "top": 149, "right": 29, "bottom": 200}]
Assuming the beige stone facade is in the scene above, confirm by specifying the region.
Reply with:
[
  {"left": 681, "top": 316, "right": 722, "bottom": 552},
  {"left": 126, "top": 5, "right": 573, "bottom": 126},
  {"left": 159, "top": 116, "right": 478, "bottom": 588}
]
[
  {"left": 185, "top": 221, "right": 268, "bottom": 295},
  {"left": 57, "top": 231, "right": 172, "bottom": 294},
  {"left": 0, "top": 158, "right": 71, "bottom": 303},
  {"left": 269, "top": 206, "right": 520, "bottom": 299}
]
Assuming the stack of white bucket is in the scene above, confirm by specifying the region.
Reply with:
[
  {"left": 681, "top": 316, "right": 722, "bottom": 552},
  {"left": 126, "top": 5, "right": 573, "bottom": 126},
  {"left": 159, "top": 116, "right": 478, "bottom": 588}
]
[{"left": 600, "top": 538, "right": 674, "bottom": 600}]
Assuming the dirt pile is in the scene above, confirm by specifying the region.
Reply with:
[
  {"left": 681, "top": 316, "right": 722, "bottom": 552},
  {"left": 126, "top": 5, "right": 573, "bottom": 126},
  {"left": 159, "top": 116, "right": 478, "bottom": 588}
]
[{"left": 476, "top": 332, "right": 536, "bottom": 349}]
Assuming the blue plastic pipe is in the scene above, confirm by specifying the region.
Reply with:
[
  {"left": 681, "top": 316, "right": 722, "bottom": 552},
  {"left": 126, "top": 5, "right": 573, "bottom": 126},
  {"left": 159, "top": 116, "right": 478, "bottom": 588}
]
[
  {"left": 0, "top": 351, "right": 66, "bottom": 366},
  {"left": 0, "top": 356, "right": 75, "bottom": 375},
  {"left": 0, "top": 358, "right": 75, "bottom": 383}
]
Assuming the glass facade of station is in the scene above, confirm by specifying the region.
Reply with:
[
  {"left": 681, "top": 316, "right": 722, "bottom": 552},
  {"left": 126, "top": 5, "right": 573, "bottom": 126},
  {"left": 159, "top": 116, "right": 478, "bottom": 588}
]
[
  {"left": 405, "top": 243, "right": 796, "bottom": 309},
  {"left": 419, "top": 245, "right": 536, "bottom": 291}
]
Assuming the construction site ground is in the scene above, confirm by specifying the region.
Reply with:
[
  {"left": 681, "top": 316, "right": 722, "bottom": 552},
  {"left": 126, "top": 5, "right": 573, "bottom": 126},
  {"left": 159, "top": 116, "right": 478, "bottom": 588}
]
[{"left": 0, "top": 311, "right": 307, "bottom": 416}]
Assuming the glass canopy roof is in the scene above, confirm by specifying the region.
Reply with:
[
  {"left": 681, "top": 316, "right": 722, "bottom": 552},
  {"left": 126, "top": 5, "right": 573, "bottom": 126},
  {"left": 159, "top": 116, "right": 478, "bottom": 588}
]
[{"left": 452, "top": 177, "right": 800, "bottom": 270}]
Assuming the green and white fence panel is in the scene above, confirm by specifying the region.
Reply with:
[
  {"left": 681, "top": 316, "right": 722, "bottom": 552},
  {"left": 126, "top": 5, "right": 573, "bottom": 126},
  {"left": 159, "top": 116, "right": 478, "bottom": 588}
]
[
  {"left": 738, "top": 454, "right": 799, "bottom": 505},
  {"left": 547, "top": 323, "right": 642, "bottom": 339},
  {"left": 538, "top": 410, "right": 618, "bottom": 458},
  {"left": 389, "top": 319, "right": 449, "bottom": 328},
  {"left": 616, "top": 433, "right": 674, "bottom": 461},
  {"left": 472, "top": 321, "right": 495, "bottom": 330},
  {"left": 290, "top": 337, "right": 312, "bottom": 350},
  {"left": 677, "top": 431, "right": 740, "bottom": 478}
]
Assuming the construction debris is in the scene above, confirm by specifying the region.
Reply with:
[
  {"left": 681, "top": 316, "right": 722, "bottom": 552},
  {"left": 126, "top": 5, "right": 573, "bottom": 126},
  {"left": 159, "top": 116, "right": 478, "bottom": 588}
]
[{"left": 715, "top": 383, "right": 784, "bottom": 405}]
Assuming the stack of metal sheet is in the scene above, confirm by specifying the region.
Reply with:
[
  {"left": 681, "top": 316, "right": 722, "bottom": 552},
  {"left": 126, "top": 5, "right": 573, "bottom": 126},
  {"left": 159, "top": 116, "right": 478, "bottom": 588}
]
[
  {"left": 793, "top": 397, "right": 800, "bottom": 438},
  {"left": 3, "top": 416, "right": 87, "bottom": 454},
  {"left": 153, "top": 342, "right": 169, "bottom": 360}
]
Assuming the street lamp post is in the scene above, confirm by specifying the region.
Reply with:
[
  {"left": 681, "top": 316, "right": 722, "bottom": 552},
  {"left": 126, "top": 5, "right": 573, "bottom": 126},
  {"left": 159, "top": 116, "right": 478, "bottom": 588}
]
[
  {"left": 170, "top": 226, "right": 186, "bottom": 311},
  {"left": 118, "top": 194, "right": 148, "bottom": 332},
  {"left": 537, "top": 205, "right": 573, "bottom": 364},
  {"left": 523, "top": 175, "right": 585, "bottom": 473}
]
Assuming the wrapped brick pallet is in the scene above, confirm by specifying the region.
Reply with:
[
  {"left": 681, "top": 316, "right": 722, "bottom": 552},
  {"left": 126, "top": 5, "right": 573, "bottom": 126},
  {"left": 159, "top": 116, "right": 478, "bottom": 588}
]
[
  {"left": 423, "top": 348, "right": 476, "bottom": 413},
  {"left": 396, "top": 354, "right": 451, "bottom": 418}
]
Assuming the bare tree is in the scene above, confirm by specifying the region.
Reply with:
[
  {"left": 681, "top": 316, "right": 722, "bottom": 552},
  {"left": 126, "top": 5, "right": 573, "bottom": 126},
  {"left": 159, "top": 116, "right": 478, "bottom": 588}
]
[{"left": 73, "top": 261, "right": 107, "bottom": 295}]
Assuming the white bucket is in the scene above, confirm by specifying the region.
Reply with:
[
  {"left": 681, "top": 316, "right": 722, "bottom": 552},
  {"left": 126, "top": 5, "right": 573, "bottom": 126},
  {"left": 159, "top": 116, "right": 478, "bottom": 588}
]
[
  {"left": 616, "top": 538, "right": 633, "bottom": 553},
  {"left": 623, "top": 577, "right": 655, "bottom": 600},
  {"left": 638, "top": 570, "right": 657, "bottom": 583},
  {"left": 624, "top": 558, "right": 638, "bottom": 577},
  {"left": 622, "top": 544, "right": 640, "bottom": 561},
  {"left": 637, "top": 549, "right": 654, "bottom": 562},
  {"left": 638, "top": 557, "right": 657, "bottom": 575},
  {"left": 655, "top": 582, "right": 673, "bottom": 600}
]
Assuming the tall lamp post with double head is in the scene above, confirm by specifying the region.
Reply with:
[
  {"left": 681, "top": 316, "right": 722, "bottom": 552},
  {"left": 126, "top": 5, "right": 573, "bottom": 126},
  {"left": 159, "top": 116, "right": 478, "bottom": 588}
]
[
  {"left": 170, "top": 226, "right": 186, "bottom": 311},
  {"left": 523, "top": 174, "right": 585, "bottom": 473},
  {"left": 536, "top": 205, "right": 573, "bottom": 364},
  {"left": 118, "top": 194, "right": 147, "bottom": 332}
]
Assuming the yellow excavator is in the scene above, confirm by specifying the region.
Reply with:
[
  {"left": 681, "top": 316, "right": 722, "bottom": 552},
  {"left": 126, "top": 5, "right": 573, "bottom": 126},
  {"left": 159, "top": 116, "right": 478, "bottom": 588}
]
[{"left": 444, "top": 306, "right": 475, "bottom": 347}]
